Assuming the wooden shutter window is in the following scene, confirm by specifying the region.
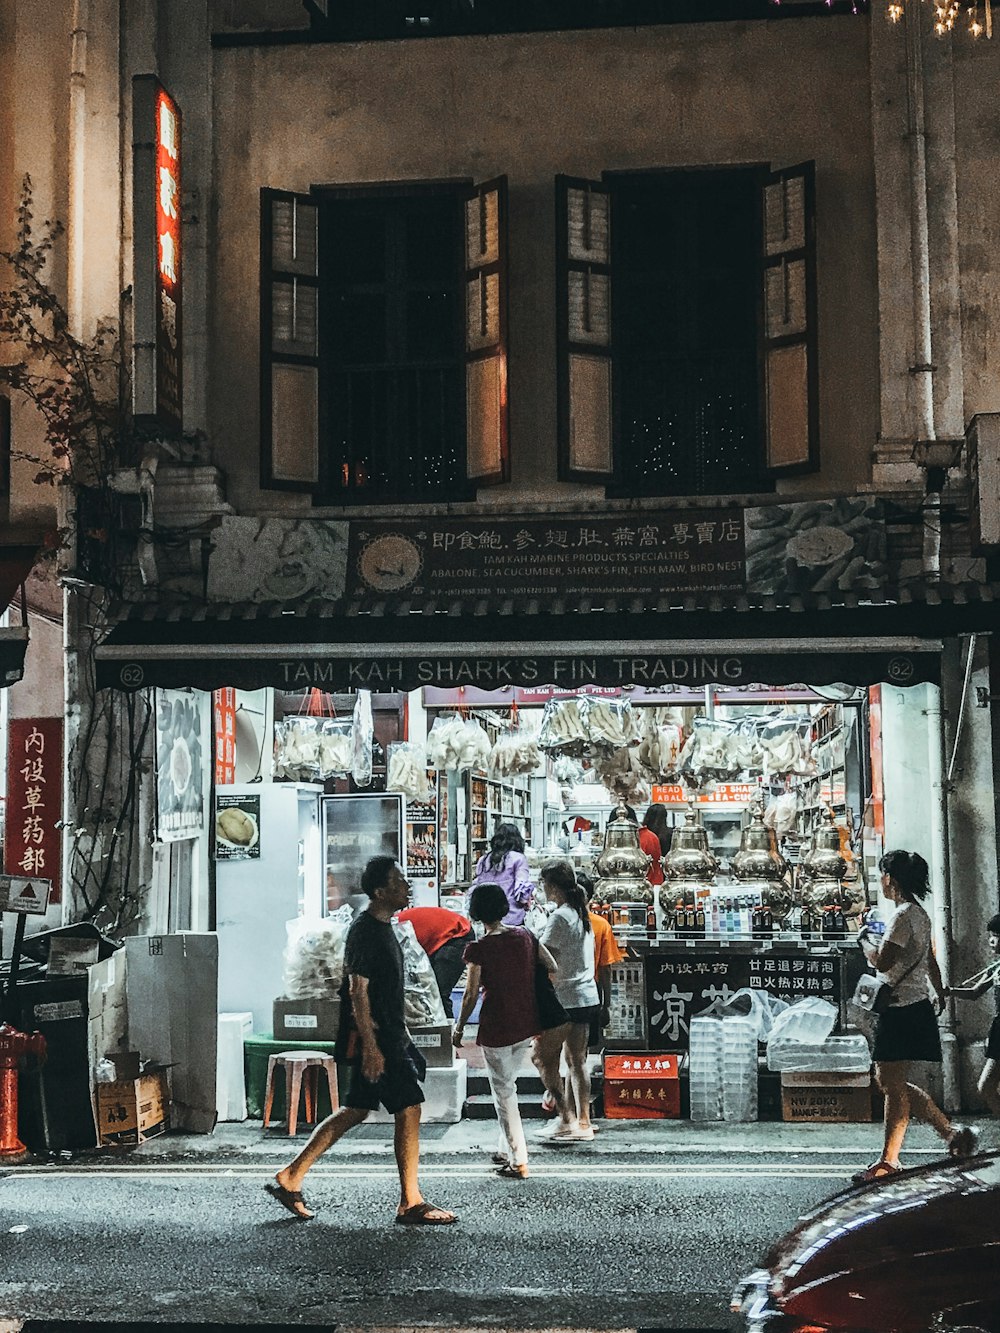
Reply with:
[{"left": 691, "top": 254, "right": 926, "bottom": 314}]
[
  {"left": 557, "top": 177, "right": 614, "bottom": 483},
  {"left": 760, "top": 162, "right": 818, "bottom": 474},
  {"left": 261, "top": 189, "right": 320, "bottom": 493},
  {"left": 464, "top": 176, "right": 509, "bottom": 486}
]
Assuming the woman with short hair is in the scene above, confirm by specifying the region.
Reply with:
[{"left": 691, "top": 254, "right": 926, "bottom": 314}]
[{"left": 853, "top": 849, "right": 978, "bottom": 1182}]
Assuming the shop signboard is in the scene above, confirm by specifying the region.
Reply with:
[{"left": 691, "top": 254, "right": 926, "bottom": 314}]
[
  {"left": 214, "top": 688, "right": 237, "bottom": 785},
  {"left": 645, "top": 948, "right": 843, "bottom": 1052},
  {"left": 155, "top": 688, "right": 209, "bottom": 842},
  {"left": 4, "top": 718, "right": 62, "bottom": 904},
  {"left": 214, "top": 793, "right": 261, "bottom": 861},
  {"left": 651, "top": 782, "right": 762, "bottom": 805}
]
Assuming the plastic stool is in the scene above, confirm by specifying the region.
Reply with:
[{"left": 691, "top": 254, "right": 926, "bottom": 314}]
[{"left": 262, "top": 1051, "right": 339, "bottom": 1135}]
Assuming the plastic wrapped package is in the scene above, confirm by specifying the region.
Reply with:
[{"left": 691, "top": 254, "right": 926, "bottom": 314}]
[
  {"left": 386, "top": 742, "right": 432, "bottom": 801},
  {"left": 679, "top": 716, "right": 738, "bottom": 782},
  {"left": 425, "top": 715, "right": 491, "bottom": 772},
  {"left": 767, "top": 1032, "right": 871, "bottom": 1073},
  {"left": 764, "top": 791, "right": 799, "bottom": 837},
  {"left": 273, "top": 717, "right": 322, "bottom": 781},
  {"left": 282, "top": 906, "right": 354, "bottom": 999},
  {"left": 537, "top": 697, "right": 589, "bottom": 752},
  {"left": 393, "top": 918, "right": 448, "bottom": 1026},
  {"left": 592, "top": 746, "right": 649, "bottom": 804},
  {"left": 317, "top": 718, "right": 354, "bottom": 775},
  {"left": 721, "top": 1015, "right": 758, "bottom": 1122},
  {"left": 766, "top": 996, "right": 838, "bottom": 1051},
  {"left": 688, "top": 1014, "right": 724, "bottom": 1122},
  {"left": 758, "top": 717, "right": 815, "bottom": 778},
  {"left": 352, "top": 690, "right": 374, "bottom": 787},
  {"left": 585, "top": 698, "right": 639, "bottom": 750},
  {"left": 719, "top": 986, "right": 790, "bottom": 1042},
  {"left": 637, "top": 707, "right": 686, "bottom": 781},
  {"left": 488, "top": 730, "right": 541, "bottom": 777}
]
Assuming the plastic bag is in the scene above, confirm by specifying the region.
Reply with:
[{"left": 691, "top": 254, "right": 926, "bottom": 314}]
[
  {"left": 393, "top": 918, "right": 448, "bottom": 1026},
  {"left": 282, "top": 907, "right": 353, "bottom": 999},
  {"left": 764, "top": 791, "right": 799, "bottom": 837},
  {"left": 585, "top": 697, "right": 639, "bottom": 750},
  {"left": 386, "top": 742, "right": 432, "bottom": 801},
  {"left": 759, "top": 717, "right": 815, "bottom": 778},
  {"left": 766, "top": 996, "right": 837, "bottom": 1049},
  {"left": 592, "top": 746, "right": 649, "bottom": 804},
  {"left": 425, "top": 715, "right": 491, "bottom": 772},
  {"left": 352, "top": 690, "right": 373, "bottom": 787},
  {"left": 537, "top": 697, "right": 588, "bottom": 752},
  {"left": 680, "top": 717, "right": 737, "bottom": 782},
  {"left": 717, "top": 986, "right": 790, "bottom": 1041},
  {"left": 637, "top": 707, "right": 686, "bottom": 781},
  {"left": 273, "top": 717, "right": 322, "bottom": 781},
  {"left": 488, "top": 729, "right": 541, "bottom": 777}
]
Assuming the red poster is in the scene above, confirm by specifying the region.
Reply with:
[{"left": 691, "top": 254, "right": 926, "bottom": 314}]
[
  {"left": 5, "top": 717, "right": 62, "bottom": 904},
  {"left": 213, "top": 688, "right": 236, "bottom": 785}
]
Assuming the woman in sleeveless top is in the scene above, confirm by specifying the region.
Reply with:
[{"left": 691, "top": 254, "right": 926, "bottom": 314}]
[{"left": 853, "top": 850, "right": 978, "bottom": 1183}]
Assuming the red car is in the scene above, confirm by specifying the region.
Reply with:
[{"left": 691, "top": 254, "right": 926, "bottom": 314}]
[{"left": 731, "top": 1151, "right": 1000, "bottom": 1333}]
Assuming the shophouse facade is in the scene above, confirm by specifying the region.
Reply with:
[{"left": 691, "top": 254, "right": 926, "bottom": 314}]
[{"left": 2, "top": 1, "right": 999, "bottom": 1107}]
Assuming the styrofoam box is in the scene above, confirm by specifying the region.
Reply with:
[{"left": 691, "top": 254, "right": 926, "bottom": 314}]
[
  {"left": 367, "top": 1059, "right": 468, "bottom": 1125},
  {"left": 217, "top": 1011, "right": 253, "bottom": 1122}
]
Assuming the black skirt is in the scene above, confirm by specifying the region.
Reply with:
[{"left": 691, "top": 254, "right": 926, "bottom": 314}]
[
  {"left": 872, "top": 998, "right": 942, "bottom": 1064},
  {"left": 986, "top": 1015, "right": 1000, "bottom": 1061}
]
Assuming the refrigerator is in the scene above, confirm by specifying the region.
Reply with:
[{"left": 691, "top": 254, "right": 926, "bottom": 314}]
[
  {"left": 322, "top": 792, "right": 404, "bottom": 913},
  {"left": 215, "top": 782, "right": 323, "bottom": 1035}
]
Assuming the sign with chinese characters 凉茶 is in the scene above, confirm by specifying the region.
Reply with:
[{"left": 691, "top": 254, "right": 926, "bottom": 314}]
[
  {"left": 4, "top": 718, "right": 62, "bottom": 904},
  {"left": 132, "top": 75, "right": 182, "bottom": 431},
  {"left": 644, "top": 949, "right": 844, "bottom": 1052}
]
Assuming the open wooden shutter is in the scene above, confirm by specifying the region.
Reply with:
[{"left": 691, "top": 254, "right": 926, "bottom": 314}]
[
  {"left": 464, "top": 176, "right": 509, "bottom": 485},
  {"left": 556, "top": 175, "right": 613, "bottom": 484},
  {"left": 760, "top": 161, "right": 818, "bottom": 474},
  {"left": 260, "top": 189, "right": 320, "bottom": 493}
]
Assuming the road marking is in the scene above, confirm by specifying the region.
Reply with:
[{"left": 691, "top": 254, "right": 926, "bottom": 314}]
[{"left": 4, "top": 1164, "right": 850, "bottom": 1181}]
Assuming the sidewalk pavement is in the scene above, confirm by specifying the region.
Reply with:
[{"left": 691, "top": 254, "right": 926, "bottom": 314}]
[{"left": 75, "top": 1115, "right": 982, "bottom": 1163}]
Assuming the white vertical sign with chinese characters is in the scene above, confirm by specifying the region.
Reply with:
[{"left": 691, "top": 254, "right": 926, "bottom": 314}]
[
  {"left": 4, "top": 718, "right": 63, "bottom": 905},
  {"left": 132, "top": 75, "right": 182, "bottom": 431}
]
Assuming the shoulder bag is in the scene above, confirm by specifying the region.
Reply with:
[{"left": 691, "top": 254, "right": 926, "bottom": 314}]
[
  {"left": 851, "top": 937, "right": 928, "bottom": 1015},
  {"left": 533, "top": 933, "right": 569, "bottom": 1031}
]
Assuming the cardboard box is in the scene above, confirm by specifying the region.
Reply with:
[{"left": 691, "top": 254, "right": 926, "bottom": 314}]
[
  {"left": 604, "top": 1052, "right": 680, "bottom": 1119},
  {"left": 408, "top": 1023, "right": 454, "bottom": 1069},
  {"left": 125, "top": 934, "right": 218, "bottom": 1134},
  {"left": 781, "top": 1075, "right": 872, "bottom": 1123},
  {"left": 272, "top": 996, "right": 341, "bottom": 1043},
  {"left": 95, "top": 1070, "right": 170, "bottom": 1145},
  {"left": 781, "top": 1070, "right": 870, "bottom": 1089},
  {"left": 48, "top": 937, "right": 101, "bottom": 976},
  {"left": 368, "top": 1059, "right": 467, "bottom": 1125}
]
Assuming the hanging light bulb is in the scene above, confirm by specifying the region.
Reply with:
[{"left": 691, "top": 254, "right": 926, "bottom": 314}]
[{"left": 888, "top": 1, "right": 904, "bottom": 18}]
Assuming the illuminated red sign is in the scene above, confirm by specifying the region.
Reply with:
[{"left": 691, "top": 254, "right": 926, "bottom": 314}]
[
  {"left": 214, "top": 688, "right": 237, "bottom": 785},
  {"left": 154, "top": 84, "right": 182, "bottom": 429}
]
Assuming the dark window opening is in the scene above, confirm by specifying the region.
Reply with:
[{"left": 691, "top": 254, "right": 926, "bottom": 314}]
[
  {"left": 610, "top": 169, "right": 771, "bottom": 499},
  {"left": 322, "top": 192, "right": 468, "bottom": 503}
]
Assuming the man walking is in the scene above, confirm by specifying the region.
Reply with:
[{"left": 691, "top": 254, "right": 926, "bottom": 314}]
[{"left": 266, "top": 856, "right": 458, "bottom": 1226}]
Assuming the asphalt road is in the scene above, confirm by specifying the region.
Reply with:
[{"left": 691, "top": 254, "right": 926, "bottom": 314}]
[{"left": 0, "top": 1149, "right": 859, "bottom": 1329}]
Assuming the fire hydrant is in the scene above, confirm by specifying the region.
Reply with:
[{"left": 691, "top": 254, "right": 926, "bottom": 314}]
[{"left": 0, "top": 1022, "right": 47, "bottom": 1161}]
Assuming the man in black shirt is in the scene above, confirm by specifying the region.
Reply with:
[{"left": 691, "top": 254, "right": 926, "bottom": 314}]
[{"left": 267, "top": 856, "right": 457, "bottom": 1226}]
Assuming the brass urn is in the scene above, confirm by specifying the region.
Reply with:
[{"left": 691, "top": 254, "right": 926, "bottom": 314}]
[
  {"left": 731, "top": 803, "right": 789, "bottom": 883},
  {"left": 594, "top": 803, "right": 653, "bottom": 904},
  {"left": 664, "top": 810, "right": 718, "bottom": 882},
  {"left": 797, "top": 809, "right": 848, "bottom": 910}
]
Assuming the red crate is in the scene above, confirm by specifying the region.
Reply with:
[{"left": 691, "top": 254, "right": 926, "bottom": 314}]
[{"left": 603, "top": 1053, "right": 680, "bottom": 1119}]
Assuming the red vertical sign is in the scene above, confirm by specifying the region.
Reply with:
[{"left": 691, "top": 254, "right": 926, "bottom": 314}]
[
  {"left": 5, "top": 718, "right": 62, "bottom": 904},
  {"left": 154, "top": 84, "right": 182, "bottom": 429},
  {"left": 214, "top": 688, "right": 237, "bottom": 785}
]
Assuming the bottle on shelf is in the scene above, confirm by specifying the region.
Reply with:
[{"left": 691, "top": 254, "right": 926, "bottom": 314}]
[{"left": 646, "top": 904, "right": 657, "bottom": 941}]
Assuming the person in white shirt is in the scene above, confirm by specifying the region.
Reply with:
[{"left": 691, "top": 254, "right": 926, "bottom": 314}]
[
  {"left": 853, "top": 849, "right": 978, "bottom": 1183},
  {"left": 533, "top": 858, "right": 600, "bottom": 1144}
]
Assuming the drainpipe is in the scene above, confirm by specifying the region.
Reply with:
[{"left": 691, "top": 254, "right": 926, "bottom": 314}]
[
  {"left": 926, "top": 683, "right": 960, "bottom": 1111},
  {"left": 67, "top": 0, "right": 90, "bottom": 335}
]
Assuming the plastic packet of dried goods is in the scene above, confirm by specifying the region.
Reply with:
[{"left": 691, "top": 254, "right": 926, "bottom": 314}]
[
  {"left": 584, "top": 697, "right": 639, "bottom": 750},
  {"left": 386, "top": 741, "right": 432, "bottom": 801},
  {"left": 425, "top": 714, "right": 490, "bottom": 772},
  {"left": 488, "top": 730, "right": 541, "bottom": 777},
  {"left": 273, "top": 717, "right": 323, "bottom": 781},
  {"left": 537, "top": 697, "right": 588, "bottom": 751},
  {"left": 282, "top": 906, "right": 354, "bottom": 999},
  {"left": 351, "top": 690, "right": 374, "bottom": 787},
  {"left": 679, "top": 716, "right": 736, "bottom": 779},
  {"left": 317, "top": 718, "right": 354, "bottom": 776},
  {"left": 393, "top": 918, "right": 448, "bottom": 1026},
  {"left": 637, "top": 707, "right": 686, "bottom": 780},
  {"left": 592, "top": 746, "right": 649, "bottom": 804}
]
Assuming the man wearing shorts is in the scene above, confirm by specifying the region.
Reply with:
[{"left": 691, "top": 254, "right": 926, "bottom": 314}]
[{"left": 266, "top": 856, "right": 458, "bottom": 1226}]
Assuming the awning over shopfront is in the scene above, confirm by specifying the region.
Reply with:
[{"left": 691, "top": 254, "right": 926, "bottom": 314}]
[
  {"left": 0, "top": 625, "right": 30, "bottom": 687},
  {"left": 92, "top": 578, "right": 998, "bottom": 693}
]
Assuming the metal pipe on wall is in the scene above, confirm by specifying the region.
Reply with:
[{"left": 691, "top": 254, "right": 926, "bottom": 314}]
[
  {"left": 67, "top": 0, "right": 89, "bottom": 336},
  {"left": 925, "top": 682, "right": 960, "bottom": 1111}
]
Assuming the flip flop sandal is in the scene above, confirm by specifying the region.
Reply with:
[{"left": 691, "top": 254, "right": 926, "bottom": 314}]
[
  {"left": 495, "top": 1163, "right": 529, "bottom": 1179},
  {"left": 395, "top": 1201, "right": 458, "bottom": 1226},
  {"left": 851, "top": 1160, "right": 901, "bottom": 1185},
  {"left": 490, "top": 1152, "right": 509, "bottom": 1166},
  {"left": 948, "top": 1125, "right": 980, "bottom": 1157},
  {"left": 264, "top": 1181, "right": 315, "bottom": 1220}
]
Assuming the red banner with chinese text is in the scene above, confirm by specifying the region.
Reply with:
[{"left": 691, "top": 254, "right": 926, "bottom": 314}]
[
  {"left": 4, "top": 717, "right": 62, "bottom": 903},
  {"left": 214, "top": 688, "right": 236, "bottom": 785}
]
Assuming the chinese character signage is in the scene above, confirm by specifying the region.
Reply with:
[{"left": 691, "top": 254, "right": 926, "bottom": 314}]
[
  {"left": 156, "top": 689, "right": 208, "bottom": 842},
  {"left": 132, "top": 76, "right": 182, "bottom": 431},
  {"left": 351, "top": 512, "right": 745, "bottom": 601},
  {"left": 644, "top": 949, "right": 843, "bottom": 1052},
  {"left": 214, "top": 688, "right": 237, "bottom": 785},
  {"left": 4, "top": 718, "right": 62, "bottom": 904}
]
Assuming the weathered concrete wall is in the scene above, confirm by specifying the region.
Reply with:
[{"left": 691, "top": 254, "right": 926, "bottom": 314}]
[{"left": 210, "top": 18, "right": 879, "bottom": 515}]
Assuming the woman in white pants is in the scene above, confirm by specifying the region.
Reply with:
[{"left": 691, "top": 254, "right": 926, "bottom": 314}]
[{"left": 453, "top": 881, "right": 561, "bottom": 1178}]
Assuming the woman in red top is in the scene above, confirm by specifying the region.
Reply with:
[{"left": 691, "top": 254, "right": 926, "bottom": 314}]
[
  {"left": 637, "top": 802, "right": 669, "bottom": 886},
  {"left": 452, "top": 881, "right": 559, "bottom": 1178}
]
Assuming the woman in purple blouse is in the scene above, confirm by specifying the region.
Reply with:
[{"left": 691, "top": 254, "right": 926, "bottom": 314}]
[{"left": 470, "top": 823, "right": 535, "bottom": 927}]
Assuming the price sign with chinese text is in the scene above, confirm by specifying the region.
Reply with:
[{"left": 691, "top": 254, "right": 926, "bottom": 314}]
[{"left": 4, "top": 718, "right": 62, "bottom": 904}]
